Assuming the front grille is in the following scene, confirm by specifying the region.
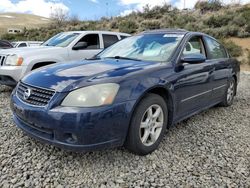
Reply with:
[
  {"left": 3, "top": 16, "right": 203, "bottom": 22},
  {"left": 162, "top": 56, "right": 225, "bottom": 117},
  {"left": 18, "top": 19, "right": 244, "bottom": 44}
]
[
  {"left": 0, "top": 55, "right": 6, "bottom": 66},
  {"left": 16, "top": 82, "right": 55, "bottom": 106}
]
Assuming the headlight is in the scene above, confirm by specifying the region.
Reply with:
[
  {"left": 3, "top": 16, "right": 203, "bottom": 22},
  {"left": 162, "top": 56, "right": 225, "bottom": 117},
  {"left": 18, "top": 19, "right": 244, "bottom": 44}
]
[
  {"left": 5, "top": 55, "right": 23, "bottom": 66},
  {"left": 61, "top": 83, "right": 120, "bottom": 107}
]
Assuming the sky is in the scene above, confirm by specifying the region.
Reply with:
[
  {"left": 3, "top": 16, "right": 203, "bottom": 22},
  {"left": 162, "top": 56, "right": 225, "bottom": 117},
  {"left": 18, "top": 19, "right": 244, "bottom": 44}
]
[{"left": 0, "top": 0, "right": 249, "bottom": 20}]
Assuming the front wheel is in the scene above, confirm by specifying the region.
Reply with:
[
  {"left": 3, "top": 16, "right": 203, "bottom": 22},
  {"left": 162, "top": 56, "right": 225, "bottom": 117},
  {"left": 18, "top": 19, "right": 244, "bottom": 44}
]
[{"left": 125, "top": 93, "right": 168, "bottom": 155}]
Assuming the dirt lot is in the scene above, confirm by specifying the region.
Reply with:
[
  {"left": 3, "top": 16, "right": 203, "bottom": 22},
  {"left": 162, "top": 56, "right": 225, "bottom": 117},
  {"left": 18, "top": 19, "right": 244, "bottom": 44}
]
[{"left": 0, "top": 73, "right": 249, "bottom": 187}]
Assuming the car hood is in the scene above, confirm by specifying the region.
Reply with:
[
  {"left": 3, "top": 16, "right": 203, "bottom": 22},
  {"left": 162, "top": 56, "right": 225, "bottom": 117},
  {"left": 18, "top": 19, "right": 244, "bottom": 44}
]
[
  {"left": 22, "top": 59, "right": 162, "bottom": 92},
  {"left": 0, "top": 46, "right": 62, "bottom": 55}
]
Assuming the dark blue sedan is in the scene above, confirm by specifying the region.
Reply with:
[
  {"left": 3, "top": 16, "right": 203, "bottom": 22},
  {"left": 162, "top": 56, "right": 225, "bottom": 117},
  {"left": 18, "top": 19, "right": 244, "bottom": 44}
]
[{"left": 10, "top": 29, "right": 240, "bottom": 155}]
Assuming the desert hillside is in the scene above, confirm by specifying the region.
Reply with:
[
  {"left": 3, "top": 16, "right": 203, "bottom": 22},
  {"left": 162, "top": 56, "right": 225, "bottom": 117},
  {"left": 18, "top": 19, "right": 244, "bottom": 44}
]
[
  {"left": 0, "top": 13, "right": 51, "bottom": 35},
  {"left": 229, "top": 37, "right": 250, "bottom": 71},
  {"left": 0, "top": 2, "right": 249, "bottom": 68}
]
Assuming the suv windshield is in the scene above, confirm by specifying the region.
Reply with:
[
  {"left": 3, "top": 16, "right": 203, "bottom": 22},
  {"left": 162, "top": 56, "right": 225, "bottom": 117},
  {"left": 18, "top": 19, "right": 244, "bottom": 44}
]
[
  {"left": 12, "top": 42, "right": 17, "bottom": 47},
  {"left": 98, "top": 33, "right": 184, "bottom": 62},
  {"left": 42, "top": 33, "right": 80, "bottom": 47}
]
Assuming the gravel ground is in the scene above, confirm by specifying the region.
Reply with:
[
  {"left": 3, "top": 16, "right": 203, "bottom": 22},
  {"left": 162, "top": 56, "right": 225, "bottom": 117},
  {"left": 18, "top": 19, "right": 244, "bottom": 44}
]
[{"left": 0, "top": 73, "right": 249, "bottom": 188}]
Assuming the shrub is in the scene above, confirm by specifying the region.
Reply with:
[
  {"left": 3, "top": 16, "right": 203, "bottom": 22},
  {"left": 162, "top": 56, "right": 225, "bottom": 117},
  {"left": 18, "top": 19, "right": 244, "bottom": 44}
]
[
  {"left": 110, "top": 20, "right": 118, "bottom": 29},
  {"left": 205, "top": 14, "right": 233, "bottom": 28},
  {"left": 232, "top": 15, "right": 247, "bottom": 27},
  {"left": 141, "top": 20, "right": 161, "bottom": 30},
  {"left": 161, "top": 15, "right": 175, "bottom": 28},
  {"left": 172, "top": 14, "right": 197, "bottom": 28},
  {"left": 246, "top": 50, "right": 250, "bottom": 66},
  {"left": 221, "top": 40, "right": 243, "bottom": 58},
  {"left": 195, "top": 0, "right": 223, "bottom": 13},
  {"left": 141, "top": 4, "right": 172, "bottom": 19},
  {"left": 118, "top": 20, "right": 138, "bottom": 34}
]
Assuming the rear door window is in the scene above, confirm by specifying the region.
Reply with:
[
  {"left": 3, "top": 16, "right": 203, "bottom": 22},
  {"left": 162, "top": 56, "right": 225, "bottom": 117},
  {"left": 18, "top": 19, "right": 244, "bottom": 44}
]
[
  {"left": 103, "top": 34, "right": 119, "bottom": 48},
  {"left": 204, "top": 37, "right": 228, "bottom": 59}
]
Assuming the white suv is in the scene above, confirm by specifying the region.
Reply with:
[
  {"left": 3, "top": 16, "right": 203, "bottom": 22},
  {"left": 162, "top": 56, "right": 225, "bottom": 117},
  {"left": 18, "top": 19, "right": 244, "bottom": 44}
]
[
  {"left": 12, "top": 41, "right": 43, "bottom": 48},
  {"left": 0, "top": 31, "right": 130, "bottom": 86}
]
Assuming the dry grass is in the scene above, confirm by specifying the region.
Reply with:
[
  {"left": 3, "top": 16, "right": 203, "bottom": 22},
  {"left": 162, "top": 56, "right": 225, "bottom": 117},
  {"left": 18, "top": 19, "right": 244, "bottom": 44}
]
[
  {"left": 229, "top": 37, "right": 250, "bottom": 51},
  {"left": 228, "top": 37, "right": 250, "bottom": 71},
  {"left": 0, "top": 13, "right": 50, "bottom": 36}
]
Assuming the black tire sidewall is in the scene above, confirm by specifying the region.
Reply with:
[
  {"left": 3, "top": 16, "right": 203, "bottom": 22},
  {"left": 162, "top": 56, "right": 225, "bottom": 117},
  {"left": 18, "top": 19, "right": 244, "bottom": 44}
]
[
  {"left": 126, "top": 93, "right": 168, "bottom": 155},
  {"left": 226, "top": 78, "right": 236, "bottom": 106},
  {"left": 220, "top": 78, "right": 236, "bottom": 107}
]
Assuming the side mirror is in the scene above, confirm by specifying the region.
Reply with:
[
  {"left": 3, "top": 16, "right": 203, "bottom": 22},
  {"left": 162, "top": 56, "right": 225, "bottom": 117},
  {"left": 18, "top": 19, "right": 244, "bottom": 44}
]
[
  {"left": 181, "top": 53, "right": 206, "bottom": 64},
  {"left": 72, "top": 41, "right": 88, "bottom": 50}
]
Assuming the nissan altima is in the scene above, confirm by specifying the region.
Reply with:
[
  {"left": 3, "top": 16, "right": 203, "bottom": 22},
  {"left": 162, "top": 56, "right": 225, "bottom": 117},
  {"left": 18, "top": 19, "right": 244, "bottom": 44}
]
[{"left": 10, "top": 29, "right": 240, "bottom": 155}]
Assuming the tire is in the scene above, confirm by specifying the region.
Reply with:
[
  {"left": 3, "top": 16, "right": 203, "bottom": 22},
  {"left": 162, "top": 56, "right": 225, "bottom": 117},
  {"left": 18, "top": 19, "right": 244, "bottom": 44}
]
[
  {"left": 125, "top": 93, "right": 168, "bottom": 155},
  {"left": 220, "top": 77, "right": 236, "bottom": 107}
]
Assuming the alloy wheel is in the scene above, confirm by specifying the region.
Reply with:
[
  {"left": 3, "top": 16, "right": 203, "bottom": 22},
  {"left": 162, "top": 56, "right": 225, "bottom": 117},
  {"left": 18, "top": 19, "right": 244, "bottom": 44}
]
[
  {"left": 139, "top": 104, "right": 164, "bottom": 146},
  {"left": 227, "top": 81, "right": 235, "bottom": 103}
]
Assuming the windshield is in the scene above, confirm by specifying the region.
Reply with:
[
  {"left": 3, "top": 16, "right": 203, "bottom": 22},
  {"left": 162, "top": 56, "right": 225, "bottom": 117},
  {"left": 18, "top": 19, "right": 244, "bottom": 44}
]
[
  {"left": 42, "top": 33, "right": 80, "bottom": 47},
  {"left": 12, "top": 42, "right": 17, "bottom": 47},
  {"left": 98, "top": 33, "right": 184, "bottom": 62}
]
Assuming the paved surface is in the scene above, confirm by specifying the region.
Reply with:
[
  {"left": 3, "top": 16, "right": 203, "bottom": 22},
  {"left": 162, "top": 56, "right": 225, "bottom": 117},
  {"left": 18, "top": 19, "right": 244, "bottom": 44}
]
[{"left": 0, "top": 73, "right": 249, "bottom": 187}]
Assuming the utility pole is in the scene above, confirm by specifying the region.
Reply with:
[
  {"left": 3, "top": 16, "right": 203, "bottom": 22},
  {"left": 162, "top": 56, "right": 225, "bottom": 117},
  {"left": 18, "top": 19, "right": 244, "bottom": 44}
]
[
  {"left": 50, "top": 6, "right": 53, "bottom": 17},
  {"left": 106, "top": 2, "right": 109, "bottom": 18}
]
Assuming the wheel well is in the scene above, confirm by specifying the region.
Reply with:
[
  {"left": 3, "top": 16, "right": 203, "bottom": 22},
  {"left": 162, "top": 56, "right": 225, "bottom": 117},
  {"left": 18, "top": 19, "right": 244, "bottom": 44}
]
[
  {"left": 130, "top": 87, "right": 174, "bottom": 128},
  {"left": 147, "top": 87, "right": 174, "bottom": 127},
  {"left": 233, "top": 75, "right": 237, "bottom": 83},
  {"left": 31, "top": 62, "right": 56, "bottom": 70},
  {"left": 232, "top": 75, "right": 237, "bottom": 95}
]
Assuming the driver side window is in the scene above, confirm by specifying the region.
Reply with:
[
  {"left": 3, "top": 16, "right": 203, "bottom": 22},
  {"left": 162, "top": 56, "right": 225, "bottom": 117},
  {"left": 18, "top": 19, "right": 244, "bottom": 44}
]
[
  {"left": 183, "top": 36, "right": 206, "bottom": 56},
  {"left": 18, "top": 43, "right": 27, "bottom": 48},
  {"left": 75, "top": 34, "right": 100, "bottom": 50}
]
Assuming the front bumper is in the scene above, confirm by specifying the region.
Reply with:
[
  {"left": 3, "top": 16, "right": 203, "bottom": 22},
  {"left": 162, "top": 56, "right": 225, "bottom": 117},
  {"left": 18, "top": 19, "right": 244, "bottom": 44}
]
[
  {"left": 0, "top": 66, "right": 24, "bottom": 86},
  {"left": 10, "top": 91, "right": 136, "bottom": 151}
]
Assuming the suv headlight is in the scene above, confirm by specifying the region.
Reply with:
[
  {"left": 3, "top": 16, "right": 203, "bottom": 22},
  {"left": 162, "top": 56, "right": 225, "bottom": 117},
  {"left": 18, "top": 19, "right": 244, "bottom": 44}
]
[
  {"left": 5, "top": 55, "right": 23, "bottom": 66},
  {"left": 61, "top": 83, "right": 120, "bottom": 107}
]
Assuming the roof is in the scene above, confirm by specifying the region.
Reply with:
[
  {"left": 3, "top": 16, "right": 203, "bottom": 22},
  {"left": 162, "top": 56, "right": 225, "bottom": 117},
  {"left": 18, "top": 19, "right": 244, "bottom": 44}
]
[
  {"left": 142, "top": 29, "right": 188, "bottom": 34},
  {"left": 13, "top": 41, "right": 43, "bottom": 43},
  {"left": 63, "top": 30, "right": 131, "bottom": 36}
]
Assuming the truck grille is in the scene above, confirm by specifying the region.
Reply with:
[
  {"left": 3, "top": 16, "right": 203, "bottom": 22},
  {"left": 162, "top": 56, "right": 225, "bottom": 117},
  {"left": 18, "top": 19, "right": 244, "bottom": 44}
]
[
  {"left": 0, "top": 55, "right": 6, "bottom": 66},
  {"left": 16, "top": 82, "right": 55, "bottom": 106}
]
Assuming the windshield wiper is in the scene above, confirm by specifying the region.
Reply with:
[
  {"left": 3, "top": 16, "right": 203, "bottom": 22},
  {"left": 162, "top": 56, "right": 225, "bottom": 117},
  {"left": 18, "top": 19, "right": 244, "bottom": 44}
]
[
  {"left": 106, "top": 56, "right": 141, "bottom": 61},
  {"left": 86, "top": 57, "right": 101, "bottom": 60}
]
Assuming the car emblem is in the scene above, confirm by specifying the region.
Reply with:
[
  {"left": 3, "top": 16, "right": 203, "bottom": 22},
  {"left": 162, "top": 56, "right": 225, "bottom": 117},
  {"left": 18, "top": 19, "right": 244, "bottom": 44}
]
[{"left": 23, "top": 88, "right": 32, "bottom": 100}]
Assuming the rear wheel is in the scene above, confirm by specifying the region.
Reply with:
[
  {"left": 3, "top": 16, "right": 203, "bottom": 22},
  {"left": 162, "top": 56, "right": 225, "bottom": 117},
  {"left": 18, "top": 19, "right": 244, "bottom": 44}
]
[
  {"left": 220, "top": 78, "right": 236, "bottom": 107},
  {"left": 125, "top": 93, "right": 168, "bottom": 155}
]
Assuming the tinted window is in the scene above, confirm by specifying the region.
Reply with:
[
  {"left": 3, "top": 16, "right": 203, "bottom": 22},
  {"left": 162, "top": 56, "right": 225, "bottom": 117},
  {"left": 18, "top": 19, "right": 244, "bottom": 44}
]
[
  {"left": 18, "top": 43, "right": 27, "bottom": 47},
  {"left": 183, "top": 36, "right": 205, "bottom": 56},
  {"left": 205, "top": 37, "right": 227, "bottom": 59},
  {"left": 103, "top": 34, "right": 119, "bottom": 48},
  {"left": 120, "top": 35, "right": 129, "bottom": 40},
  {"left": 76, "top": 34, "right": 100, "bottom": 49}
]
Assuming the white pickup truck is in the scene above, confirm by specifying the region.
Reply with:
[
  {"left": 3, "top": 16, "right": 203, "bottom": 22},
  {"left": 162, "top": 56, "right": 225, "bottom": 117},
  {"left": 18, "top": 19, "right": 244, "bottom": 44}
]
[{"left": 0, "top": 31, "right": 130, "bottom": 86}]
